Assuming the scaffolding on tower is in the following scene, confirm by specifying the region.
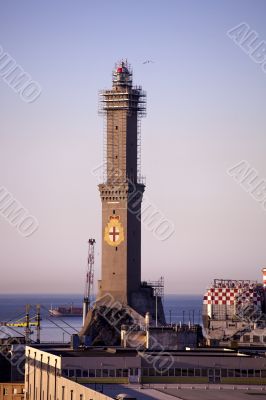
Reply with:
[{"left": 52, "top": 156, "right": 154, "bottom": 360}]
[
  {"left": 83, "top": 239, "right": 96, "bottom": 326},
  {"left": 99, "top": 60, "right": 146, "bottom": 185}
]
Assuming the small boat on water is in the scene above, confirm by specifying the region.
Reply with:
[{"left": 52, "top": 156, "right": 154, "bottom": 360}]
[{"left": 49, "top": 304, "right": 82, "bottom": 317}]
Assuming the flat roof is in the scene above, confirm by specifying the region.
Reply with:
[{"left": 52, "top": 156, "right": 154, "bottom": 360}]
[{"left": 28, "top": 345, "right": 255, "bottom": 359}]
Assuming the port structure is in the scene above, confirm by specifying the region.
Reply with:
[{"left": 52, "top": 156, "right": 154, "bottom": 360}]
[
  {"left": 83, "top": 239, "right": 96, "bottom": 326},
  {"left": 142, "top": 277, "right": 164, "bottom": 327},
  {"left": 202, "top": 274, "right": 266, "bottom": 346},
  {"left": 0, "top": 304, "right": 41, "bottom": 343}
]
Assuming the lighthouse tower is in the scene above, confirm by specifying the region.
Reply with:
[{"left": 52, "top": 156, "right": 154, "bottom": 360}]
[
  {"left": 98, "top": 61, "right": 146, "bottom": 305},
  {"left": 81, "top": 61, "right": 165, "bottom": 338}
]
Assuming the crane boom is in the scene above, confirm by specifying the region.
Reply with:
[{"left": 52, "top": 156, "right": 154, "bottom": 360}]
[{"left": 83, "top": 238, "right": 96, "bottom": 326}]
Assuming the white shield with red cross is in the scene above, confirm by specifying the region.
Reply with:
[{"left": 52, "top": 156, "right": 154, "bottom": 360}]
[{"left": 104, "top": 216, "right": 124, "bottom": 247}]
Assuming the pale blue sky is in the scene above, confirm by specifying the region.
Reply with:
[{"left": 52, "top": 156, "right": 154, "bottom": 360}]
[{"left": 1, "top": 0, "right": 266, "bottom": 294}]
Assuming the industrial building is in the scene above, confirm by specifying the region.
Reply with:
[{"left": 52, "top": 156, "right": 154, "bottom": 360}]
[
  {"left": 0, "top": 383, "right": 24, "bottom": 400},
  {"left": 25, "top": 343, "right": 266, "bottom": 400},
  {"left": 202, "top": 268, "right": 266, "bottom": 347}
]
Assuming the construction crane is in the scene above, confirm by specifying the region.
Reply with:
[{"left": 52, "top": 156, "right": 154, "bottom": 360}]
[
  {"left": 83, "top": 238, "right": 96, "bottom": 326},
  {"left": 0, "top": 304, "right": 41, "bottom": 343}
]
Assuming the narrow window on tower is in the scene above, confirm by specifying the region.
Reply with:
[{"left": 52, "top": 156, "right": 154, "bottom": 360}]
[
  {"left": 115, "top": 126, "right": 118, "bottom": 130},
  {"left": 113, "top": 210, "right": 115, "bottom": 214}
]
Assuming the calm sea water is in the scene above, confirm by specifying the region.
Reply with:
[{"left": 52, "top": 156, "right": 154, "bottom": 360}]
[{"left": 0, "top": 294, "right": 202, "bottom": 343}]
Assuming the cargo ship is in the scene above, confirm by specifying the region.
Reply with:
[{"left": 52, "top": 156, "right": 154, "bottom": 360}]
[{"left": 49, "top": 304, "right": 82, "bottom": 317}]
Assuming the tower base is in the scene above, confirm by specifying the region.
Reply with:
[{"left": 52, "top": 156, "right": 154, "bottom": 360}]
[{"left": 80, "top": 287, "right": 165, "bottom": 344}]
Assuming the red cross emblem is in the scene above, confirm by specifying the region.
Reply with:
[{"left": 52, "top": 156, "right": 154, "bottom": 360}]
[
  {"left": 104, "top": 215, "right": 124, "bottom": 247},
  {"left": 109, "top": 226, "right": 120, "bottom": 242}
]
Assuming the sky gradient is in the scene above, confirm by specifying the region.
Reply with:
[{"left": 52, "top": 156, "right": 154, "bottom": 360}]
[{"left": 1, "top": 0, "right": 266, "bottom": 295}]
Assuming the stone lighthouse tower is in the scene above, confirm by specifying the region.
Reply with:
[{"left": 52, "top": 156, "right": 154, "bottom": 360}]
[
  {"left": 98, "top": 61, "right": 146, "bottom": 305},
  {"left": 81, "top": 61, "right": 165, "bottom": 340}
]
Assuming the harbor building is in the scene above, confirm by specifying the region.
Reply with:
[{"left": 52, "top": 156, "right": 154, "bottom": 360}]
[
  {"left": 25, "top": 344, "right": 266, "bottom": 400},
  {"left": 202, "top": 268, "right": 266, "bottom": 347},
  {"left": 0, "top": 383, "right": 24, "bottom": 400}
]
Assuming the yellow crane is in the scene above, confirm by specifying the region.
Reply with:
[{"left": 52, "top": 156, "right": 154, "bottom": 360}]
[{"left": 0, "top": 304, "right": 41, "bottom": 343}]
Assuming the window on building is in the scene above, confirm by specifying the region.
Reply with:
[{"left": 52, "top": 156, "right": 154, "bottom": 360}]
[
  {"left": 161, "top": 369, "right": 169, "bottom": 377},
  {"left": 221, "top": 369, "right": 227, "bottom": 377},
  {"left": 175, "top": 368, "right": 181, "bottom": 376},
  {"left": 241, "top": 370, "right": 248, "bottom": 377},
  {"left": 129, "top": 368, "right": 138, "bottom": 376},
  {"left": 76, "top": 369, "right": 81, "bottom": 377},
  {"left": 96, "top": 369, "right": 102, "bottom": 377},
  {"left": 3, "top": 388, "right": 8, "bottom": 395},
  {"left": 82, "top": 370, "right": 88, "bottom": 377},
  {"left": 253, "top": 335, "right": 260, "bottom": 343},
  {"left": 182, "top": 369, "right": 188, "bottom": 377},
  {"left": 103, "top": 369, "right": 109, "bottom": 377},
  {"left": 228, "top": 370, "right": 235, "bottom": 377},
  {"left": 69, "top": 370, "right": 75, "bottom": 377},
  {"left": 169, "top": 369, "right": 174, "bottom": 376},
  {"left": 195, "top": 369, "right": 201, "bottom": 377},
  {"left": 255, "top": 370, "right": 261, "bottom": 377},
  {"left": 248, "top": 369, "right": 254, "bottom": 377},
  {"left": 149, "top": 368, "right": 155, "bottom": 376},
  {"left": 243, "top": 335, "right": 250, "bottom": 342},
  {"left": 188, "top": 369, "right": 194, "bottom": 377},
  {"left": 89, "top": 370, "right": 95, "bottom": 377},
  {"left": 109, "top": 370, "right": 115, "bottom": 377}
]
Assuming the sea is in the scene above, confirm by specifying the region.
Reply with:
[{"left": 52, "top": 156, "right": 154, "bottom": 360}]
[{"left": 0, "top": 294, "right": 202, "bottom": 343}]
